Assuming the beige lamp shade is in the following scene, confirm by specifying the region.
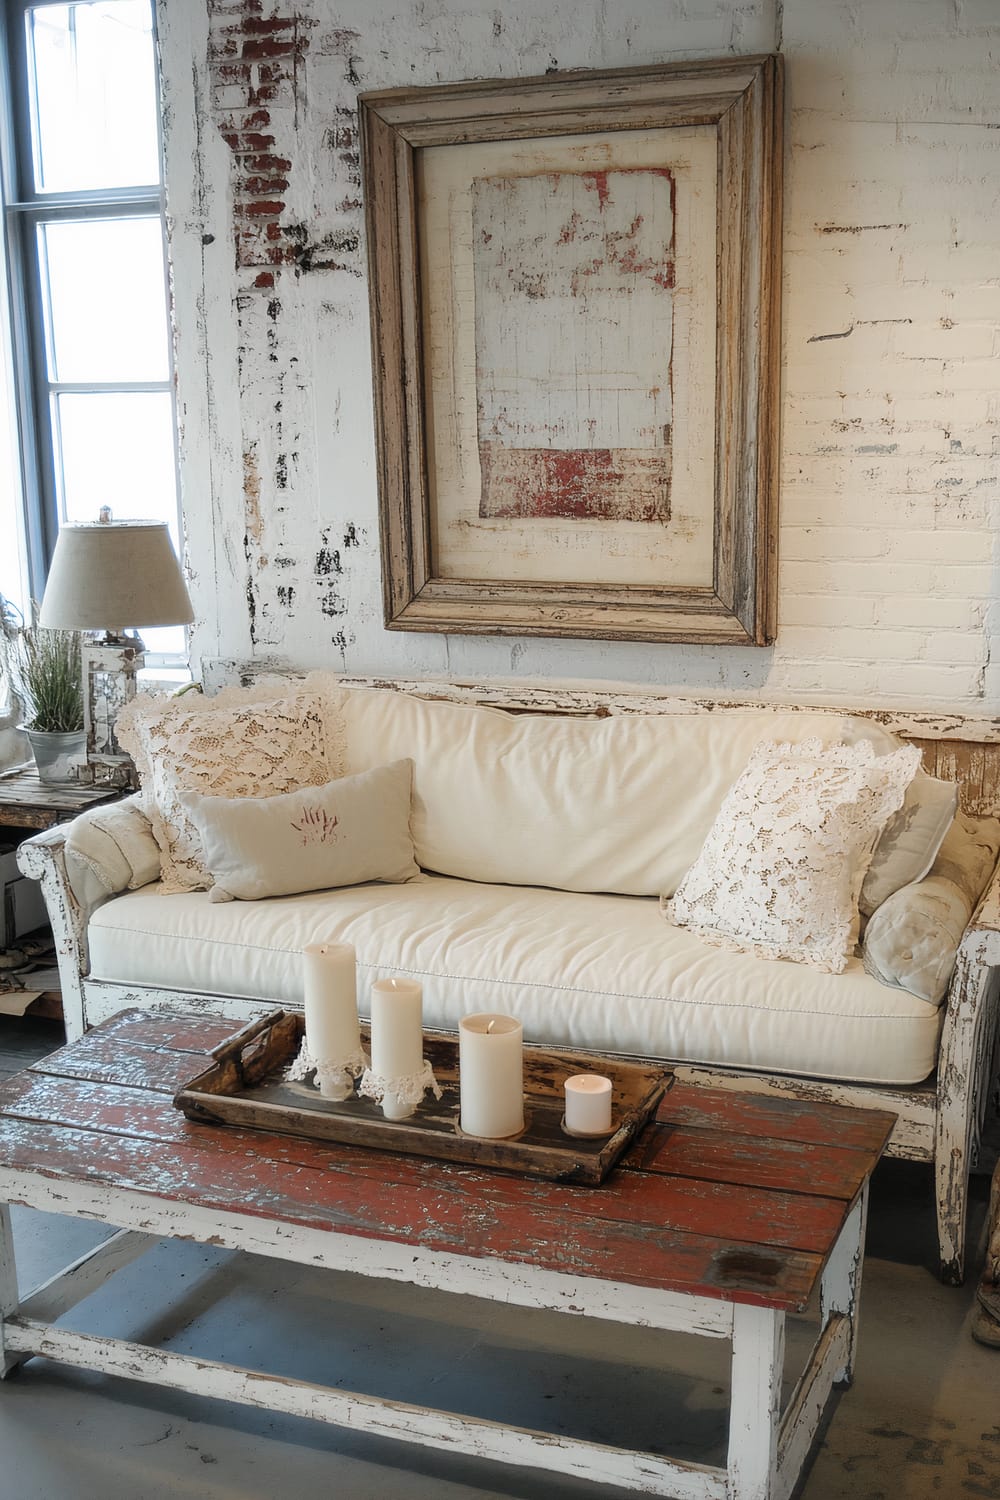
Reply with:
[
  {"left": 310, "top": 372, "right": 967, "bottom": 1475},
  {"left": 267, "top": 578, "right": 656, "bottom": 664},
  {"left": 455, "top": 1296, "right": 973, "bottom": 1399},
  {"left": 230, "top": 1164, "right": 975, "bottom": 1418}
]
[{"left": 38, "top": 521, "right": 194, "bottom": 633}]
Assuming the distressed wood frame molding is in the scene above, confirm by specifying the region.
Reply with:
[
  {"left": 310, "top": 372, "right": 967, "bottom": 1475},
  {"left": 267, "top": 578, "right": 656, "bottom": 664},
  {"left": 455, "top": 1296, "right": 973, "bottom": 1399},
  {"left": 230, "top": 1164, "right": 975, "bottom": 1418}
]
[{"left": 360, "top": 54, "right": 783, "bottom": 645}]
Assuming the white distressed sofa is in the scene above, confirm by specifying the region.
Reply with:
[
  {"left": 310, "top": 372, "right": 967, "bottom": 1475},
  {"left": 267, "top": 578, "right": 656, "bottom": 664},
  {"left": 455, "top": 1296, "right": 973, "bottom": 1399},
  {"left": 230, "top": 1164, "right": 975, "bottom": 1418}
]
[{"left": 17, "top": 673, "right": 1000, "bottom": 1284}]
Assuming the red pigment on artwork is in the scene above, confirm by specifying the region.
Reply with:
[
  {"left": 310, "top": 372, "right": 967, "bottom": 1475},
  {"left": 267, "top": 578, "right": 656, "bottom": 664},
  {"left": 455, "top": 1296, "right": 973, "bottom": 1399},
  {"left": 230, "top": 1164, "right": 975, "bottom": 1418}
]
[
  {"left": 472, "top": 165, "right": 675, "bottom": 523},
  {"left": 479, "top": 446, "right": 671, "bottom": 523}
]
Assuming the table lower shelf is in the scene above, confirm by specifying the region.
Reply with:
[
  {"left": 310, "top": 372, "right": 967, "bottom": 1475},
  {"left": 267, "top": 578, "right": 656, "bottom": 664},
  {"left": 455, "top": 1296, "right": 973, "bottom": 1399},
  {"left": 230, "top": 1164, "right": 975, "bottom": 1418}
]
[{"left": 0, "top": 1180, "right": 868, "bottom": 1500}]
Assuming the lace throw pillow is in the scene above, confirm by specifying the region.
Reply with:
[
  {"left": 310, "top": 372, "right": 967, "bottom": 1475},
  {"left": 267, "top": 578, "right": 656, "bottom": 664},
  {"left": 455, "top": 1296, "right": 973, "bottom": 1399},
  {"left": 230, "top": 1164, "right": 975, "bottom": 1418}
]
[
  {"left": 662, "top": 738, "right": 922, "bottom": 973},
  {"left": 116, "top": 687, "right": 345, "bottom": 892}
]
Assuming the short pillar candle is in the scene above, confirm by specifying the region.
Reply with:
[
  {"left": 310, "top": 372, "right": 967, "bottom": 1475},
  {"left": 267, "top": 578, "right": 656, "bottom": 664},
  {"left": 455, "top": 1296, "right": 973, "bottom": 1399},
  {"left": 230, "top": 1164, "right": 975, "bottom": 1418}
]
[
  {"left": 459, "top": 1013, "right": 524, "bottom": 1140},
  {"left": 369, "top": 977, "right": 425, "bottom": 1120},
  {"left": 302, "top": 941, "right": 362, "bottom": 1100},
  {"left": 564, "top": 1074, "right": 613, "bottom": 1136}
]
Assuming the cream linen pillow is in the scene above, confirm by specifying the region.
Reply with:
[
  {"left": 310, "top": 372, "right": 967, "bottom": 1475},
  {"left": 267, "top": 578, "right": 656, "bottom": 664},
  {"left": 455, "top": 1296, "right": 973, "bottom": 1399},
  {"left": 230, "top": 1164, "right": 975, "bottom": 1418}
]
[
  {"left": 862, "top": 813, "right": 1000, "bottom": 1003},
  {"left": 179, "top": 760, "right": 419, "bottom": 902},
  {"left": 116, "top": 687, "right": 343, "bottom": 892},
  {"left": 663, "top": 738, "right": 922, "bottom": 973}
]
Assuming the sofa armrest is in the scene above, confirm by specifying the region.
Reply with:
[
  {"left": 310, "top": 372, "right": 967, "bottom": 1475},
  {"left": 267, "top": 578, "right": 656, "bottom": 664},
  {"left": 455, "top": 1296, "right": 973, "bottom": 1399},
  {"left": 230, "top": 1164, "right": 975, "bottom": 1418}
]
[
  {"left": 16, "top": 826, "right": 93, "bottom": 1040},
  {"left": 61, "top": 793, "right": 160, "bottom": 905},
  {"left": 929, "top": 855, "right": 1000, "bottom": 1280},
  {"left": 967, "top": 859, "right": 1000, "bottom": 961},
  {"left": 16, "top": 797, "right": 160, "bottom": 1041}
]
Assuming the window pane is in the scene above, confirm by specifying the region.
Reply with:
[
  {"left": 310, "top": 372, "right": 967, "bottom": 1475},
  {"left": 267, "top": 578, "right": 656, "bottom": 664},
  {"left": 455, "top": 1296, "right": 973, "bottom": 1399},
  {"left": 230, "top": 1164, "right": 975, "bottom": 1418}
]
[
  {"left": 56, "top": 390, "right": 177, "bottom": 528},
  {"left": 0, "top": 190, "right": 28, "bottom": 618},
  {"left": 56, "top": 391, "right": 183, "bottom": 654},
  {"left": 27, "top": 1, "right": 159, "bottom": 193},
  {"left": 40, "top": 217, "right": 169, "bottom": 382},
  {"left": 0, "top": 360, "right": 28, "bottom": 620}
]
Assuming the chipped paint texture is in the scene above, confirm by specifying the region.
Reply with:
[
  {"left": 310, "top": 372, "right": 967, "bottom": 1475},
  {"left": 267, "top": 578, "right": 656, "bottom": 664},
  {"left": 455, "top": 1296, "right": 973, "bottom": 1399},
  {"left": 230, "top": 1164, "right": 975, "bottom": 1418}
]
[
  {"left": 473, "top": 168, "right": 674, "bottom": 524},
  {"left": 158, "top": 0, "right": 1000, "bottom": 708}
]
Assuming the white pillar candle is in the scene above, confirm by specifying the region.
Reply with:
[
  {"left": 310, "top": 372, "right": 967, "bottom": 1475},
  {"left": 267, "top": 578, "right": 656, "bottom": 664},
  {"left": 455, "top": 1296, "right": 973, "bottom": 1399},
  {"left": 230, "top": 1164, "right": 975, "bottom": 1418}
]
[
  {"left": 564, "top": 1074, "right": 613, "bottom": 1136},
  {"left": 459, "top": 1014, "right": 524, "bottom": 1140},
  {"left": 302, "top": 942, "right": 361, "bottom": 1099},
  {"left": 369, "top": 977, "right": 424, "bottom": 1119}
]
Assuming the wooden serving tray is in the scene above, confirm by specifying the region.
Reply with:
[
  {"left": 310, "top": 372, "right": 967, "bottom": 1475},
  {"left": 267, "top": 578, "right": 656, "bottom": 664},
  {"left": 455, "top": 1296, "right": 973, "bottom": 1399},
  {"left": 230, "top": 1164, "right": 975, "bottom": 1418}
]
[{"left": 174, "top": 1010, "right": 672, "bottom": 1185}]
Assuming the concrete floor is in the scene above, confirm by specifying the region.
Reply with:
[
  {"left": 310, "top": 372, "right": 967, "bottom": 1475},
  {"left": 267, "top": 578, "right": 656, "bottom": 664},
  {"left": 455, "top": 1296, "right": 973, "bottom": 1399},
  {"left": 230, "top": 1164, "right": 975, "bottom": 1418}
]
[{"left": 0, "top": 1018, "right": 997, "bottom": 1500}]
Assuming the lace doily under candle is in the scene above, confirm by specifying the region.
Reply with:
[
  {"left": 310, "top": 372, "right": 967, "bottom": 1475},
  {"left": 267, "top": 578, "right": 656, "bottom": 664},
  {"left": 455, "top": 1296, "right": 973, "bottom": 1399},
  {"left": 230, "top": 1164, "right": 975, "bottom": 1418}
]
[
  {"left": 358, "top": 1059, "right": 442, "bottom": 1119},
  {"left": 285, "top": 1035, "right": 368, "bottom": 1102}
]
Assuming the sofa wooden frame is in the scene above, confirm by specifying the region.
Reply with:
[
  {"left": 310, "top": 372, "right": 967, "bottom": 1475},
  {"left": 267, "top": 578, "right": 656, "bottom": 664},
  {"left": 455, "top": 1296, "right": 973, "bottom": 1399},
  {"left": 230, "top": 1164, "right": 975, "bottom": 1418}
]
[{"left": 17, "top": 672, "right": 1000, "bottom": 1286}]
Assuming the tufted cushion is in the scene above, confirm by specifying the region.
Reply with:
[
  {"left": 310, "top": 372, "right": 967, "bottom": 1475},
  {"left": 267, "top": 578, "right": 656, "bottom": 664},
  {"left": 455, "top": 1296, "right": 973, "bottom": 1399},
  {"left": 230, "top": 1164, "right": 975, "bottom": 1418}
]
[{"left": 862, "top": 813, "right": 1000, "bottom": 1003}]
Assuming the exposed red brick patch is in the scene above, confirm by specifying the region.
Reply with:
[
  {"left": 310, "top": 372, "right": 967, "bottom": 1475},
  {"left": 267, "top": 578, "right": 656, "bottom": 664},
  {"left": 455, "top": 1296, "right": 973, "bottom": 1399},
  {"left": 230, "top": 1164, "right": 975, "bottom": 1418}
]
[{"left": 208, "top": 2, "right": 363, "bottom": 280}]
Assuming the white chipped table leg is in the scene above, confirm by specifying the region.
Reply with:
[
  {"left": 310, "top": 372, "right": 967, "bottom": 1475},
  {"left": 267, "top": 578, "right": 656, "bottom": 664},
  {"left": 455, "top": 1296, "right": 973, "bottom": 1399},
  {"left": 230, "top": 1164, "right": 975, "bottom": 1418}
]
[
  {"left": 727, "top": 1302, "right": 785, "bottom": 1500},
  {"left": 0, "top": 1205, "right": 20, "bottom": 1378},
  {"left": 820, "top": 1185, "right": 869, "bottom": 1386},
  {"left": 772, "top": 1190, "right": 868, "bottom": 1500},
  {"left": 0, "top": 1203, "right": 154, "bottom": 1378}
]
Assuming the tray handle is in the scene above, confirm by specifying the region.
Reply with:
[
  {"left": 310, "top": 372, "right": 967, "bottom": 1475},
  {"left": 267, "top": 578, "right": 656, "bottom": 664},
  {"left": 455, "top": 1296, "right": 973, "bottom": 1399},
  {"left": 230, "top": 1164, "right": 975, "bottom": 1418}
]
[{"left": 210, "top": 1009, "right": 287, "bottom": 1064}]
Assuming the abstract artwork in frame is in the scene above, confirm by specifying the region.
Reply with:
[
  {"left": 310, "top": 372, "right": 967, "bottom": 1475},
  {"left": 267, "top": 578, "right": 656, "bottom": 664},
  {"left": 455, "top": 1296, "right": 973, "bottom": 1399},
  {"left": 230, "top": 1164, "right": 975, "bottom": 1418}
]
[{"left": 361, "top": 55, "right": 783, "bottom": 645}]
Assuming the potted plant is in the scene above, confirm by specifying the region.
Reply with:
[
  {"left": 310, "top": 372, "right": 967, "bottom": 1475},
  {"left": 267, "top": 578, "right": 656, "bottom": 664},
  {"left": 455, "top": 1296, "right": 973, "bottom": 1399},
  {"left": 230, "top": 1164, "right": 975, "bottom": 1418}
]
[{"left": 1, "top": 596, "right": 85, "bottom": 781}]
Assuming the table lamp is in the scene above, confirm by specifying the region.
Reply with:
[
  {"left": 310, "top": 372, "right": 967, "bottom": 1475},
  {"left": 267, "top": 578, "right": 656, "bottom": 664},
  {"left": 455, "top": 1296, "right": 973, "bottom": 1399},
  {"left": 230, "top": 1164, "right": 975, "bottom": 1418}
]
[{"left": 38, "top": 513, "right": 194, "bottom": 782}]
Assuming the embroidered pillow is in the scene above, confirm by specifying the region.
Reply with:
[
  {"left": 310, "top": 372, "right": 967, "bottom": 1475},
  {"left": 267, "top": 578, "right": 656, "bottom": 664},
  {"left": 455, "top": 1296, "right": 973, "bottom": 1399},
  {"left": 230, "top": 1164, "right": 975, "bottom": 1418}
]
[
  {"left": 179, "top": 760, "right": 419, "bottom": 901},
  {"left": 662, "top": 738, "right": 922, "bottom": 973},
  {"left": 116, "top": 687, "right": 344, "bottom": 892}
]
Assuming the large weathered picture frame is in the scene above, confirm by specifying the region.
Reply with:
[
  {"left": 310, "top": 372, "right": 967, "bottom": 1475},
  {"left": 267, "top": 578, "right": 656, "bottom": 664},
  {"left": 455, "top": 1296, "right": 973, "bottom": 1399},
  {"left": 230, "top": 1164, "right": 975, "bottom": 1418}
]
[{"left": 360, "top": 55, "right": 782, "bottom": 645}]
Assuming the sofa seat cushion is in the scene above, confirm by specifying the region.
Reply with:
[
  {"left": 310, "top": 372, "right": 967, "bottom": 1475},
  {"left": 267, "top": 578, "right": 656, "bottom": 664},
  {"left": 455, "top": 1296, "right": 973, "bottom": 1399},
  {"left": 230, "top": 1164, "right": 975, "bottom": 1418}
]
[{"left": 87, "top": 876, "right": 942, "bottom": 1087}]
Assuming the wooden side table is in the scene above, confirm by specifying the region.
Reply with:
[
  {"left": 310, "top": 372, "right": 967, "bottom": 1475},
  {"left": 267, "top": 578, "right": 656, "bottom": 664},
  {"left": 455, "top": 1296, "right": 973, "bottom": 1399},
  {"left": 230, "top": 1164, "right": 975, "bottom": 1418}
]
[
  {"left": 0, "top": 768, "right": 121, "bottom": 834},
  {"left": 0, "top": 769, "right": 121, "bottom": 1018}
]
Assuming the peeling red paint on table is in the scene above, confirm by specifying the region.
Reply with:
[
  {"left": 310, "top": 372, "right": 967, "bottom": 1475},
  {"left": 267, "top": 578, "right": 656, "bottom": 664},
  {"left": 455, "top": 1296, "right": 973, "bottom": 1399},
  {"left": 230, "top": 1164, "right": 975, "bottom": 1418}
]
[
  {"left": 0, "top": 1010, "right": 894, "bottom": 1315},
  {"left": 0, "top": 1009, "right": 895, "bottom": 1498}
]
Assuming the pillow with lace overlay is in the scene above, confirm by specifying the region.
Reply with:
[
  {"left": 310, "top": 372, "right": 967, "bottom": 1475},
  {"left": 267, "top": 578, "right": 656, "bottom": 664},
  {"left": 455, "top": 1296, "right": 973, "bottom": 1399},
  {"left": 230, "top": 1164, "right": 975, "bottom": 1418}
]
[
  {"left": 116, "top": 686, "right": 345, "bottom": 893},
  {"left": 662, "top": 738, "right": 922, "bottom": 973}
]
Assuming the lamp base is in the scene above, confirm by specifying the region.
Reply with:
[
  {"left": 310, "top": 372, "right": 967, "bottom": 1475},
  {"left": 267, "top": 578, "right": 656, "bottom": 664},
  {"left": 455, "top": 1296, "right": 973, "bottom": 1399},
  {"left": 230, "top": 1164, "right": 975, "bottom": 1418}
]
[
  {"left": 74, "top": 754, "right": 138, "bottom": 791},
  {"left": 82, "top": 638, "right": 144, "bottom": 788}
]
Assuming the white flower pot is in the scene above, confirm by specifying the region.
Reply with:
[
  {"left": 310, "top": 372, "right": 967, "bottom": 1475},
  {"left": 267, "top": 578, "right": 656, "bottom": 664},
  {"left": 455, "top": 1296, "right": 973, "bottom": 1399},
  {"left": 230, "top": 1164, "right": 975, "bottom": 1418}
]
[{"left": 25, "top": 728, "right": 86, "bottom": 783}]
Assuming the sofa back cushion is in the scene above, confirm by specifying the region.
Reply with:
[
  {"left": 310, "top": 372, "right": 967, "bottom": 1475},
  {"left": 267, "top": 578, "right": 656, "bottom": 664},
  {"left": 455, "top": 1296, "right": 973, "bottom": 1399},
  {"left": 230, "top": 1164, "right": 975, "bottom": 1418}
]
[{"left": 334, "top": 686, "right": 898, "bottom": 897}]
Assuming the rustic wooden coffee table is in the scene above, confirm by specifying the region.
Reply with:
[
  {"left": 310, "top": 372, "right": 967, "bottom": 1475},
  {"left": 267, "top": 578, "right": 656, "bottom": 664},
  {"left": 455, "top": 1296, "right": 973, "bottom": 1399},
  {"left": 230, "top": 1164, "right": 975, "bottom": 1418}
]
[{"left": 0, "top": 1010, "right": 893, "bottom": 1500}]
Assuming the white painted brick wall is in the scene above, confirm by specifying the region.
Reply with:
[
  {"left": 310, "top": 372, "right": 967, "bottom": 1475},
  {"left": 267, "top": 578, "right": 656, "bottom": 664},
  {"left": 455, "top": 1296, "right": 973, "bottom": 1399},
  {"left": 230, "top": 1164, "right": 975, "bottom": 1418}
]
[{"left": 158, "top": 0, "right": 1000, "bottom": 711}]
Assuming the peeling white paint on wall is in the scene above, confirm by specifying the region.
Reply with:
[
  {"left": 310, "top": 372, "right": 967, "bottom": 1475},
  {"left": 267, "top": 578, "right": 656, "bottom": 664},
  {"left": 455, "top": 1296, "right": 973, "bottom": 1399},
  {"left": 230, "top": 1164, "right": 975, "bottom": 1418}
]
[{"left": 157, "top": 0, "right": 1000, "bottom": 710}]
